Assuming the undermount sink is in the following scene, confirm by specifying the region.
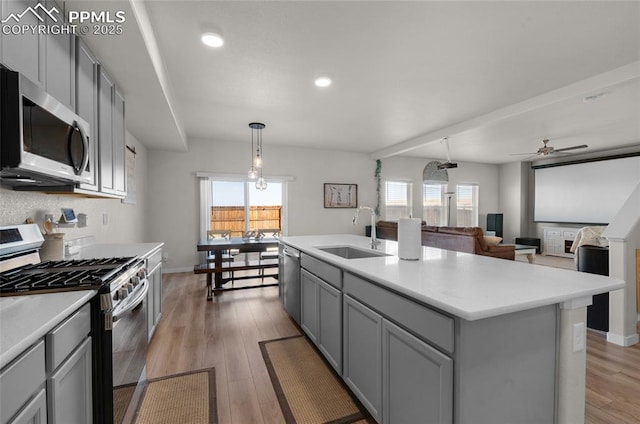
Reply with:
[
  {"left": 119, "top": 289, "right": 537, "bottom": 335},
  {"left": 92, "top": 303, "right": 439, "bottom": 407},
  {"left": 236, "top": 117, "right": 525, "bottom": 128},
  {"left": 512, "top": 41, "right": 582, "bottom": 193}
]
[{"left": 316, "top": 245, "right": 391, "bottom": 259}]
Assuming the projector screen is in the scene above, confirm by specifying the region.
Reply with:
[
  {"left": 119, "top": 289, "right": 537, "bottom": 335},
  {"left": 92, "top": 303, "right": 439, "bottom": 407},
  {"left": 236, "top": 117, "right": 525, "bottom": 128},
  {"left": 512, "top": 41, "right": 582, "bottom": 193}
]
[{"left": 534, "top": 155, "right": 640, "bottom": 224}]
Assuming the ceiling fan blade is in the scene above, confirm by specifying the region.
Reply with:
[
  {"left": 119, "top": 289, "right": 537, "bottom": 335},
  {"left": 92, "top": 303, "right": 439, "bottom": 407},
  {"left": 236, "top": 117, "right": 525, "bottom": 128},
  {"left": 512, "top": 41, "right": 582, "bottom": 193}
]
[
  {"left": 553, "top": 144, "right": 588, "bottom": 153},
  {"left": 509, "top": 152, "right": 538, "bottom": 156}
]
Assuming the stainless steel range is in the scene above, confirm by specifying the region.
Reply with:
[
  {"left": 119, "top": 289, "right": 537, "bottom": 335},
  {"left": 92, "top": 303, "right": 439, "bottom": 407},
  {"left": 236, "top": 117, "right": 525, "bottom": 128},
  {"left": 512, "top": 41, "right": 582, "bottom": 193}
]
[{"left": 0, "top": 224, "right": 149, "bottom": 424}]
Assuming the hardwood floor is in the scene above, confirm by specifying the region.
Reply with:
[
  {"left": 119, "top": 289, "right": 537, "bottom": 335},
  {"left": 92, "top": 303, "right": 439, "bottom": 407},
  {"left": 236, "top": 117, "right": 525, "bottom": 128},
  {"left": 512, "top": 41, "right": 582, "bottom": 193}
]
[
  {"left": 585, "top": 325, "right": 640, "bottom": 424},
  {"left": 146, "top": 272, "right": 300, "bottom": 423},
  {"left": 147, "top": 272, "right": 640, "bottom": 424}
]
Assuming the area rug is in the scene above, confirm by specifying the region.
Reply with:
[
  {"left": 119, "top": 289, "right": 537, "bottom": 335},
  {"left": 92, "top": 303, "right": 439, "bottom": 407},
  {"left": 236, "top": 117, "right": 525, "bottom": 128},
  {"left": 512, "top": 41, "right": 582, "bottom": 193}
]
[
  {"left": 113, "top": 383, "right": 136, "bottom": 424},
  {"left": 133, "top": 368, "right": 217, "bottom": 424},
  {"left": 259, "top": 335, "right": 374, "bottom": 424}
]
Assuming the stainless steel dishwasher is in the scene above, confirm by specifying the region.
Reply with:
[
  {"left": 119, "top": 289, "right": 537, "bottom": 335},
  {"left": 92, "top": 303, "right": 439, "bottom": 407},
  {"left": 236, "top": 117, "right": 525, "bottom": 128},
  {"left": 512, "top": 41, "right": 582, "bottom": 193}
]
[{"left": 280, "top": 245, "right": 301, "bottom": 324}]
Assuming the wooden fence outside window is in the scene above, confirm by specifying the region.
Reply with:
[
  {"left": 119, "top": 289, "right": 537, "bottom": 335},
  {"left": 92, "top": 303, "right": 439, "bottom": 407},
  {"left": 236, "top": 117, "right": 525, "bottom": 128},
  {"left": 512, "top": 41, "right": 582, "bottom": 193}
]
[{"left": 210, "top": 206, "right": 281, "bottom": 237}]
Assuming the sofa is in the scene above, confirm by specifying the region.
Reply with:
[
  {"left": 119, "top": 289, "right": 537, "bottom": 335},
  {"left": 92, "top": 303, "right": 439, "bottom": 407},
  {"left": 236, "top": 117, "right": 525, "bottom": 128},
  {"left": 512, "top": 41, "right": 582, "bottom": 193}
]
[{"left": 372, "top": 221, "right": 515, "bottom": 260}]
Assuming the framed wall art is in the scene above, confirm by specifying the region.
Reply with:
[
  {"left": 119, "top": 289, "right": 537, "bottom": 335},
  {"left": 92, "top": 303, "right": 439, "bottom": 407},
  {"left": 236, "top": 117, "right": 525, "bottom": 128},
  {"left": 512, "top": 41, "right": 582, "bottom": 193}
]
[{"left": 324, "top": 183, "right": 357, "bottom": 208}]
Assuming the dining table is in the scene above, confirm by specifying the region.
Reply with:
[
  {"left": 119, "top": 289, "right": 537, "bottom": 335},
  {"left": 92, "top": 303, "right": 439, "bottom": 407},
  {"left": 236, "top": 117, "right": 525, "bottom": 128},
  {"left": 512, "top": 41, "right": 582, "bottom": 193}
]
[{"left": 196, "top": 237, "right": 280, "bottom": 298}]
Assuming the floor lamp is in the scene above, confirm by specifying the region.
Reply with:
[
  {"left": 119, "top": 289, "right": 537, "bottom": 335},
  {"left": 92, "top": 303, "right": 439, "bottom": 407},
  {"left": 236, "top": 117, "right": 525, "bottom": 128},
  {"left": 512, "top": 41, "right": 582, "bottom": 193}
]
[{"left": 445, "top": 192, "right": 455, "bottom": 226}]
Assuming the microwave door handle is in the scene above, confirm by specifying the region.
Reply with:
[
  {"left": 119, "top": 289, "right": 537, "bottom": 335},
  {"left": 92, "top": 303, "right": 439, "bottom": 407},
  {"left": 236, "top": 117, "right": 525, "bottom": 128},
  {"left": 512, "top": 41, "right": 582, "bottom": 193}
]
[{"left": 71, "top": 121, "right": 89, "bottom": 175}]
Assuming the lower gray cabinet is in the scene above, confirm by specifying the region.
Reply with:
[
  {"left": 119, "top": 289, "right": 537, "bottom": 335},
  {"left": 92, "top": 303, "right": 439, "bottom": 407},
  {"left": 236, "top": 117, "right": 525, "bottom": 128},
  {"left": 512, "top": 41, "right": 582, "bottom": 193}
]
[
  {"left": 0, "top": 341, "right": 46, "bottom": 424},
  {"left": 382, "top": 320, "right": 453, "bottom": 424},
  {"left": 317, "top": 277, "right": 342, "bottom": 372},
  {"left": 9, "top": 388, "right": 46, "bottom": 424},
  {"left": 47, "top": 338, "right": 92, "bottom": 424},
  {"left": 343, "top": 295, "right": 382, "bottom": 421},
  {"left": 300, "top": 269, "right": 342, "bottom": 372},
  {"left": 300, "top": 269, "right": 318, "bottom": 343}
]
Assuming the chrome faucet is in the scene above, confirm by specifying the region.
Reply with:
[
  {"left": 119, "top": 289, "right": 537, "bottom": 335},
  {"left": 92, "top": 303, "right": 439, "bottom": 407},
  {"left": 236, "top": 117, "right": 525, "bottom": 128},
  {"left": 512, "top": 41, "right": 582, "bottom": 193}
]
[{"left": 352, "top": 206, "right": 380, "bottom": 249}]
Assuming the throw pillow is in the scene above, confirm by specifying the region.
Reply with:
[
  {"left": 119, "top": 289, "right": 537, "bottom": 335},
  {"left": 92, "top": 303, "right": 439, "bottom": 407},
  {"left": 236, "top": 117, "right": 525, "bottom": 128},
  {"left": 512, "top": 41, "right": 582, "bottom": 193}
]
[{"left": 484, "top": 235, "right": 502, "bottom": 246}]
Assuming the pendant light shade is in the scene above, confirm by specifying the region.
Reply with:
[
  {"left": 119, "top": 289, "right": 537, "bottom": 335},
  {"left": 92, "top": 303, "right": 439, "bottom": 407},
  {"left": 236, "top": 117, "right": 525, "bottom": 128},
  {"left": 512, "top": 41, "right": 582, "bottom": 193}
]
[{"left": 248, "top": 123, "right": 267, "bottom": 190}]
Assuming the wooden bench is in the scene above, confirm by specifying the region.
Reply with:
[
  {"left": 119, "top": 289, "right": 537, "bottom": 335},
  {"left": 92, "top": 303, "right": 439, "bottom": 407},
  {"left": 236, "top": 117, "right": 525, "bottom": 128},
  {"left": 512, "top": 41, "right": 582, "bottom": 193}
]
[{"left": 194, "top": 258, "right": 279, "bottom": 299}]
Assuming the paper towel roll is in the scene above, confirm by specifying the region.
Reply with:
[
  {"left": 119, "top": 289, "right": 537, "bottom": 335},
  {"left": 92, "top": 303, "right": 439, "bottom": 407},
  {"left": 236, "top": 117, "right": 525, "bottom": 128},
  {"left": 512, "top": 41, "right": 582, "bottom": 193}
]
[{"left": 398, "top": 218, "right": 421, "bottom": 260}]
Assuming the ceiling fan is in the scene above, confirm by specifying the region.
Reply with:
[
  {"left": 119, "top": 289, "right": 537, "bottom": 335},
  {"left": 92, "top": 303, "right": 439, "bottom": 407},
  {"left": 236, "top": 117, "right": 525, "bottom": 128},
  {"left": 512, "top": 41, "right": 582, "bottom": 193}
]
[{"left": 512, "top": 139, "right": 588, "bottom": 158}]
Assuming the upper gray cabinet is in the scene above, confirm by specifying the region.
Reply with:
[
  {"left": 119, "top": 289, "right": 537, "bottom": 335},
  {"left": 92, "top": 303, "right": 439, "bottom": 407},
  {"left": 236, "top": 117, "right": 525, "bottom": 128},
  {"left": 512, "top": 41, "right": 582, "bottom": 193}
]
[
  {"left": 75, "top": 39, "right": 99, "bottom": 191},
  {"left": 44, "top": 0, "right": 75, "bottom": 109},
  {"left": 112, "top": 89, "right": 126, "bottom": 194},
  {"left": 98, "top": 66, "right": 126, "bottom": 197},
  {"left": 1, "top": 1, "right": 126, "bottom": 197},
  {"left": 0, "top": 0, "right": 45, "bottom": 85},
  {"left": 0, "top": 0, "right": 74, "bottom": 109}
]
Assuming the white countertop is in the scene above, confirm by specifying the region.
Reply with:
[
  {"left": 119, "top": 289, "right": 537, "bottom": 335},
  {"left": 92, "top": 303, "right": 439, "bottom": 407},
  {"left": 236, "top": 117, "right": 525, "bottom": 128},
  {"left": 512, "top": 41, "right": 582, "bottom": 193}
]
[
  {"left": 280, "top": 234, "right": 625, "bottom": 321},
  {"left": 0, "top": 290, "right": 95, "bottom": 369},
  {"left": 68, "top": 242, "right": 163, "bottom": 260},
  {"left": 0, "top": 242, "right": 163, "bottom": 369}
]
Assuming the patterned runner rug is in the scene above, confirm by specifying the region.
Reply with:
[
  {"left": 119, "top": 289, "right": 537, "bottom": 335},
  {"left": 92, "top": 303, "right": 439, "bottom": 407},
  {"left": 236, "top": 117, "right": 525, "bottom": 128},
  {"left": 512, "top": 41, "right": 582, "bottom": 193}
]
[
  {"left": 133, "top": 368, "right": 217, "bottom": 424},
  {"left": 259, "top": 335, "right": 374, "bottom": 424}
]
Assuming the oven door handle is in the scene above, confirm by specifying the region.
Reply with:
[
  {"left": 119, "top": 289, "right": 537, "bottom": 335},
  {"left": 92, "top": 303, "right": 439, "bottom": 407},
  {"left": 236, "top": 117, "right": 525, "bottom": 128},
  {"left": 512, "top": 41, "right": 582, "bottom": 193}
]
[{"left": 113, "top": 281, "right": 149, "bottom": 322}]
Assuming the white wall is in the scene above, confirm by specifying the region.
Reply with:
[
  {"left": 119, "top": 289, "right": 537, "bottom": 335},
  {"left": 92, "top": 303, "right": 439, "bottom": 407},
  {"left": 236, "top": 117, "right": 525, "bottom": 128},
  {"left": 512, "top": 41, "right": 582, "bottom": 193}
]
[
  {"left": 147, "top": 138, "right": 377, "bottom": 271},
  {"left": 148, "top": 139, "right": 503, "bottom": 271},
  {"left": 498, "top": 161, "right": 530, "bottom": 243},
  {"left": 381, "top": 156, "right": 500, "bottom": 229},
  {"left": 0, "top": 131, "right": 148, "bottom": 244}
]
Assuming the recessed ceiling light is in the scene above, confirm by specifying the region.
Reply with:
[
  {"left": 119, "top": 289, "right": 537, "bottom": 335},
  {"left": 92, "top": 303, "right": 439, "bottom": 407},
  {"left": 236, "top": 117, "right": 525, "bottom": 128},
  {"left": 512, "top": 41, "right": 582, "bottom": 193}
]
[
  {"left": 314, "top": 76, "right": 332, "bottom": 88},
  {"left": 201, "top": 32, "right": 224, "bottom": 48}
]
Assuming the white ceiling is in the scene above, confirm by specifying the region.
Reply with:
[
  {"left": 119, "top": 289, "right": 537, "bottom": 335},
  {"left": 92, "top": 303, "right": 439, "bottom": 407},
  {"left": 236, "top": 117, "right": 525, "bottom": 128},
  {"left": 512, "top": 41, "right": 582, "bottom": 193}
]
[{"left": 65, "top": 0, "right": 640, "bottom": 164}]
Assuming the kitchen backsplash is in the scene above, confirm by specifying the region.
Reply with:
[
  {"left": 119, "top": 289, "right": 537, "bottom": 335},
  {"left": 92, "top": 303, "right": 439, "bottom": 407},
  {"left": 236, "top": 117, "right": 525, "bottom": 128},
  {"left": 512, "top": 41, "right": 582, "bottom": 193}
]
[{"left": 0, "top": 133, "right": 148, "bottom": 245}]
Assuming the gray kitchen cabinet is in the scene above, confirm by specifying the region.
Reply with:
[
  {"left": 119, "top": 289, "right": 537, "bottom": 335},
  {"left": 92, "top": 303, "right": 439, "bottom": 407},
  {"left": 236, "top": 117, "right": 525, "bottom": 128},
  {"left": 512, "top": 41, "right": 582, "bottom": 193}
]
[
  {"left": 300, "top": 268, "right": 318, "bottom": 343},
  {"left": 98, "top": 68, "right": 114, "bottom": 193},
  {"left": 0, "top": 0, "right": 74, "bottom": 107},
  {"left": 382, "top": 319, "right": 453, "bottom": 424},
  {"left": 75, "top": 38, "right": 99, "bottom": 191},
  {"left": 0, "top": 0, "right": 45, "bottom": 85},
  {"left": 0, "top": 303, "right": 91, "bottom": 424},
  {"left": 0, "top": 340, "right": 46, "bottom": 424},
  {"left": 300, "top": 264, "right": 342, "bottom": 373},
  {"left": 44, "top": 0, "right": 74, "bottom": 109},
  {"left": 147, "top": 249, "right": 163, "bottom": 340},
  {"left": 343, "top": 294, "right": 382, "bottom": 421},
  {"left": 317, "top": 277, "right": 341, "bottom": 372},
  {"left": 45, "top": 304, "right": 92, "bottom": 424},
  {"left": 98, "top": 67, "right": 126, "bottom": 196},
  {"left": 8, "top": 388, "right": 46, "bottom": 424},
  {"left": 46, "top": 338, "right": 92, "bottom": 424},
  {"left": 112, "top": 89, "right": 126, "bottom": 194}
]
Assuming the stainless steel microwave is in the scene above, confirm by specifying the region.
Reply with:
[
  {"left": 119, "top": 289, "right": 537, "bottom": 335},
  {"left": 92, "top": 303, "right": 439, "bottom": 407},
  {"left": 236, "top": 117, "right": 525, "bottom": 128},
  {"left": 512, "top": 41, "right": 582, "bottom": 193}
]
[{"left": 0, "top": 68, "right": 93, "bottom": 187}]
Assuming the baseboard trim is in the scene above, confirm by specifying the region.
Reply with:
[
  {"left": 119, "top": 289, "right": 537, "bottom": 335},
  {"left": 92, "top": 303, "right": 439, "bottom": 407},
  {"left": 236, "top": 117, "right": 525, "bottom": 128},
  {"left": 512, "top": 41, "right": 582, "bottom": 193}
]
[
  {"left": 606, "top": 332, "right": 640, "bottom": 347},
  {"left": 162, "top": 267, "right": 193, "bottom": 274}
]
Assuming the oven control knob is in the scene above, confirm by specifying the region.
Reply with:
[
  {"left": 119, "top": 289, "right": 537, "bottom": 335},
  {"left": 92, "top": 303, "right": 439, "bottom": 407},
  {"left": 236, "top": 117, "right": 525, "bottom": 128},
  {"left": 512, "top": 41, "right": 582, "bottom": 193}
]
[
  {"left": 117, "top": 287, "right": 129, "bottom": 300},
  {"left": 131, "top": 276, "right": 140, "bottom": 286},
  {"left": 138, "top": 269, "right": 147, "bottom": 279}
]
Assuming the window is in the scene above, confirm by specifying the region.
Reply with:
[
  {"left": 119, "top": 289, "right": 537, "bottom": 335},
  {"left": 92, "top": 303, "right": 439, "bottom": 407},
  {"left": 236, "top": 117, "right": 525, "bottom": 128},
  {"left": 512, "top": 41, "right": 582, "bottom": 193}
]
[
  {"left": 201, "top": 176, "right": 286, "bottom": 238},
  {"left": 423, "top": 183, "right": 447, "bottom": 226},
  {"left": 456, "top": 184, "right": 479, "bottom": 227},
  {"left": 385, "top": 181, "right": 412, "bottom": 220}
]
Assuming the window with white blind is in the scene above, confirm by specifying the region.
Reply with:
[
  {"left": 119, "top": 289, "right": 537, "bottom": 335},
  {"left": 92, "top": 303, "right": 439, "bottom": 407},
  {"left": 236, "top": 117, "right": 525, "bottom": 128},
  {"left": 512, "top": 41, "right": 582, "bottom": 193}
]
[
  {"left": 423, "top": 183, "right": 447, "bottom": 226},
  {"left": 384, "top": 181, "right": 412, "bottom": 220},
  {"left": 456, "top": 184, "right": 479, "bottom": 227}
]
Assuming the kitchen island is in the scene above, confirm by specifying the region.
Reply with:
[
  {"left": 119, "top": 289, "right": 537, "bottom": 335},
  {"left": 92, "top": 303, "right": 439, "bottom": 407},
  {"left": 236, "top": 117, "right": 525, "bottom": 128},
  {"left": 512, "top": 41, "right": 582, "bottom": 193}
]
[{"left": 279, "top": 234, "right": 624, "bottom": 424}]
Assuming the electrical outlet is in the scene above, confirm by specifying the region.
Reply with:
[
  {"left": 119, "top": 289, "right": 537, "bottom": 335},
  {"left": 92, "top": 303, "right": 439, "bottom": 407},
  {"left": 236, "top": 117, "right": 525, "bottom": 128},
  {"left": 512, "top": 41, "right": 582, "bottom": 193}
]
[
  {"left": 162, "top": 252, "right": 169, "bottom": 262},
  {"left": 573, "top": 322, "right": 585, "bottom": 352}
]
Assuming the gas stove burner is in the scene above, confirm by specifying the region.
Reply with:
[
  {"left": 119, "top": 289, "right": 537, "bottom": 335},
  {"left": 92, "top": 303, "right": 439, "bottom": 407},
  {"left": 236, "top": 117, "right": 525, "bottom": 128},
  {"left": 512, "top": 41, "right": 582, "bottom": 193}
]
[{"left": 0, "top": 256, "right": 137, "bottom": 297}]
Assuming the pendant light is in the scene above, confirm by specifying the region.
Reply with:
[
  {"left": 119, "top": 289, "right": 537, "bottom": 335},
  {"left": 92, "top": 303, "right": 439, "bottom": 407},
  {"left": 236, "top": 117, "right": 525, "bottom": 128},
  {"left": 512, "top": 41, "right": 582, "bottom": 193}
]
[{"left": 248, "top": 122, "right": 267, "bottom": 190}]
